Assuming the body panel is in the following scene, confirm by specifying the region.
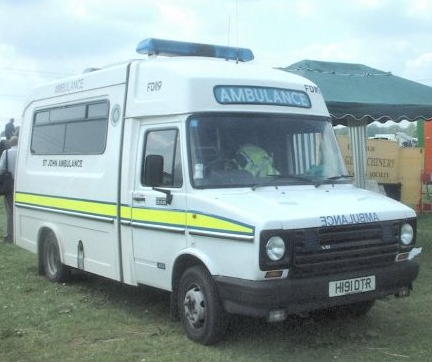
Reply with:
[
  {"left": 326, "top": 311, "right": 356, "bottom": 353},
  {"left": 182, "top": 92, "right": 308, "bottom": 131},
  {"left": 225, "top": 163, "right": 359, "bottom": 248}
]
[{"left": 16, "top": 82, "right": 127, "bottom": 281}]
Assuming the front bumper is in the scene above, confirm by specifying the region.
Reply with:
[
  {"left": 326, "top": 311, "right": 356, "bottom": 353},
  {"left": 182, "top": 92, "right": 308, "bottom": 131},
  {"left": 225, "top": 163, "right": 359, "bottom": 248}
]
[{"left": 214, "top": 261, "right": 419, "bottom": 318}]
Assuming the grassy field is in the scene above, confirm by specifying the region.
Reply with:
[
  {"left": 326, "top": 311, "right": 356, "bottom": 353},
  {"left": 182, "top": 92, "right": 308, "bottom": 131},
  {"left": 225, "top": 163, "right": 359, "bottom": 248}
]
[{"left": 0, "top": 212, "right": 431, "bottom": 362}]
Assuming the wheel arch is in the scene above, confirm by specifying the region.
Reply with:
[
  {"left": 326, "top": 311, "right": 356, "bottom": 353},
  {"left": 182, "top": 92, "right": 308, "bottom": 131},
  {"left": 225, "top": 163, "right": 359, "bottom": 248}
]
[
  {"left": 171, "top": 250, "right": 217, "bottom": 290},
  {"left": 169, "top": 250, "right": 217, "bottom": 320}
]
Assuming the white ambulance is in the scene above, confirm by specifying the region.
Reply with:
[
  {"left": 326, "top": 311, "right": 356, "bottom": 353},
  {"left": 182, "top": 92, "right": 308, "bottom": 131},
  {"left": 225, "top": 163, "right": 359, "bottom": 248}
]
[{"left": 16, "top": 39, "right": 421, "bottom": 344}]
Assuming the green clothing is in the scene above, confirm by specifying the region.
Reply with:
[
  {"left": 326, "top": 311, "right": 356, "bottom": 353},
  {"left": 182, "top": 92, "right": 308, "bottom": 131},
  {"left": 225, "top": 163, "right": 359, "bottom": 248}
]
[{"left": 233, "top": 144, "right": 279, "bottom": 177}]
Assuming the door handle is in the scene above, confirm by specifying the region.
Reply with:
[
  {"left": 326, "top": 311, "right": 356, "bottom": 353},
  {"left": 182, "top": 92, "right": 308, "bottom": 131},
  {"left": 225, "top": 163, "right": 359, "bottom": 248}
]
[{"left": 132, "top": 192, "right": 146, "bottom": 202}]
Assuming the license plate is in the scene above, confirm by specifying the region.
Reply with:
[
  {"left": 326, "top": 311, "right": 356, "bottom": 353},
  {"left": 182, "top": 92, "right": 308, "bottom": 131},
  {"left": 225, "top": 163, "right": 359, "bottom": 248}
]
[{"left": 329, "top": 275, "right": 376, "bottom": 297}]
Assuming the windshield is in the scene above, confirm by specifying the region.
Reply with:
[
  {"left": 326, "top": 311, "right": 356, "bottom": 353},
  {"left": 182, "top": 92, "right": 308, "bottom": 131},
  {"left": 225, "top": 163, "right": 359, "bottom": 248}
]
[{"left": 188, "top": 114, "right": 348, "bottom": 188}]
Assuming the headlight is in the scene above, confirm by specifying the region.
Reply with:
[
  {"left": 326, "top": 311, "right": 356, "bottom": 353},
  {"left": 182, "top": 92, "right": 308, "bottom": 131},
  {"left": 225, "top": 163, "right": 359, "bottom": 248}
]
[
  {"left": 400, "top": 223, "right": 414, "bottom": 245},
  {"left": 266, "top": 236, "right": 286, "bottom": 261}
]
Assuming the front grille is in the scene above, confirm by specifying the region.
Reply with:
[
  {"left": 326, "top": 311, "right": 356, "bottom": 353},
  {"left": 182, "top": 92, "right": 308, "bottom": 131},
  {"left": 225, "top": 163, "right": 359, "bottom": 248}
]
[{"left": 291, "top": 222, "right": 399, "bottom": 278}]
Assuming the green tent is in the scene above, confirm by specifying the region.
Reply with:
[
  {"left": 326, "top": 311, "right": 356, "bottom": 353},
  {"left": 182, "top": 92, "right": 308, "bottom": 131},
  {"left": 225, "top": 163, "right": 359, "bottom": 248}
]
[
  {"left": 280, "top": 60, "right": 432, "bottom": 188},
  {"left": 282, "top": 60, "right": 432, "bottom": 125}
]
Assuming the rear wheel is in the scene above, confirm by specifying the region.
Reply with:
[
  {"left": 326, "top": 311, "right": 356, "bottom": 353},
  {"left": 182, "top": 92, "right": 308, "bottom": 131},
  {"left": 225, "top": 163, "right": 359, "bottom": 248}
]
[
  {"left": 42, "top": 231, "right": 70, "bottom": 282},
  {"left": 178, "top": 265, "right": 227, "bottom": 345}
]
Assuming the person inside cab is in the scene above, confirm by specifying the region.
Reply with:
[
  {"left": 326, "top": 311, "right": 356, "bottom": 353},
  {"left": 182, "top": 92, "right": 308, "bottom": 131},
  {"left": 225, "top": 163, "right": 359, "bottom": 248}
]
[{"left": 231, "top": 144, "right": 279, "bottom": 177}]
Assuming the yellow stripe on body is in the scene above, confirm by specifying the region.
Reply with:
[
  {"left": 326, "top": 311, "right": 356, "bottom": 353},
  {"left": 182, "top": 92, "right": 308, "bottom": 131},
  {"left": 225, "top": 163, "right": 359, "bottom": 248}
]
[
  {"left": 186, "top": 212, "right": 253, "bottom": 234},
  {"left": 131, "top": 207, "right": 186, "bottom": 226},
  {"left": 127, "top": 207, "right": 253, "bottom": 235},
  {"left": 15, "top": 192, "right": 117, "bottom": 217},
  {"left": 16, "top": 192, "right": 253, "bottom": 235},
  {"left": 120, "top": 206, "right": 132, "bottom": 219}
]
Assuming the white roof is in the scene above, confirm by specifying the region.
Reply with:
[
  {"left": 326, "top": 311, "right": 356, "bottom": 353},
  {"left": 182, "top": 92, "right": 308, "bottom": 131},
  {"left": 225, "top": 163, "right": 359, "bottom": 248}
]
[{"left": 27, "top": 56, "right": 329, "bottom": 118}]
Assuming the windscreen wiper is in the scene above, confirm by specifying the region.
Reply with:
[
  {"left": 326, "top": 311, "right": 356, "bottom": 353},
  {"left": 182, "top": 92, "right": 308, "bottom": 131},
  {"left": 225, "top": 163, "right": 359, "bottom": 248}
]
[
  {"left": 251, "top": 174, "right": 315, "bottom": 190},
  {"left": 314, "top": 174, "right": 353, "bottom": 188}
]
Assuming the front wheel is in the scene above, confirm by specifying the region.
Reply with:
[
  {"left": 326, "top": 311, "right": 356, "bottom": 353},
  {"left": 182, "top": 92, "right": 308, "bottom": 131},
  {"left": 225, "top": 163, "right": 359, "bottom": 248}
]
[
  {"left": 42, "top": 231, "right": 70, "bottom": 283},
  {"left": 178, "top": 265, "right": 227, "bottom": 345}
]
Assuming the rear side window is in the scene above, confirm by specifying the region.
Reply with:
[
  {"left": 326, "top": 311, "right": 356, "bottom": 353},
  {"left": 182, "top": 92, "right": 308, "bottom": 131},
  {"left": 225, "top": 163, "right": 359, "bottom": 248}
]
[
  {"left": 31, "top": 101, "right": 109, "bottom": 155},
  {"left": 142, "top": 129, "right": 183, "bottom": 188}
]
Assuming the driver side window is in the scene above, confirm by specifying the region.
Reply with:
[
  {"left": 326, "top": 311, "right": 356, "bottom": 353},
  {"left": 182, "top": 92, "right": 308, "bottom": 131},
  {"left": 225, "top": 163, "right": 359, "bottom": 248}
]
[{"left": 142, "top": 129, "right": 182, "bottom": 188}]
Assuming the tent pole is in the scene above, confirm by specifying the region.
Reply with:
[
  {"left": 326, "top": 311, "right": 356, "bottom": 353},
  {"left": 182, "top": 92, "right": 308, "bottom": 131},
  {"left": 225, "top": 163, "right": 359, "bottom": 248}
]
[{"left": 348, "top": 119, "right": 368, "bottom": 188}]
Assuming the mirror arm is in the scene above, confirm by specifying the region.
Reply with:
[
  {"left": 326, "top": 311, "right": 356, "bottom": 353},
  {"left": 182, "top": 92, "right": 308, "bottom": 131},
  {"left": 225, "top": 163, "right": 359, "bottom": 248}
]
[{"left": 152, "top": 187, "right": 173, "bottom": 205}]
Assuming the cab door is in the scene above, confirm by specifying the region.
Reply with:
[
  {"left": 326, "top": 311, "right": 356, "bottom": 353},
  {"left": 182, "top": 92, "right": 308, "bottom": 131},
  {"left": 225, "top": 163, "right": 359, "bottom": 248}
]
[{"left": 131, "top": 125, "right": 187, "bottom": 290}]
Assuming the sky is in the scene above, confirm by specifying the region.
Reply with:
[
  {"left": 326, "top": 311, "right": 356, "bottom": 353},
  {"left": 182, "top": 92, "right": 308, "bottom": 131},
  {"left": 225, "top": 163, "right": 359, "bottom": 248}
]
[{"left": 1, "top": 0, "right": 431, "bottom": 128}]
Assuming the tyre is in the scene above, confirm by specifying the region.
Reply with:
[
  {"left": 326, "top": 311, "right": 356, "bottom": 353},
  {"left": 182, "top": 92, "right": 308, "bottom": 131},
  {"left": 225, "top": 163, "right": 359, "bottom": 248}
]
[
  {"left": 178, "top": 265, "right": 227, "bottom": 345},
  {"left": 42, "top": 231, "right": 70, "bottom": 283}
]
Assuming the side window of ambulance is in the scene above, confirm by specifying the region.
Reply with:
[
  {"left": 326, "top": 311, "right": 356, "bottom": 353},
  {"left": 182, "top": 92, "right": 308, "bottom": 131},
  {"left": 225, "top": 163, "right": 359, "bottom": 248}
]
[
  {"left": 31, "top": 101, "right": 109, "bottom": 155},
  {"left": 142, "top": 129, "right": 182, "bottom": 188}
]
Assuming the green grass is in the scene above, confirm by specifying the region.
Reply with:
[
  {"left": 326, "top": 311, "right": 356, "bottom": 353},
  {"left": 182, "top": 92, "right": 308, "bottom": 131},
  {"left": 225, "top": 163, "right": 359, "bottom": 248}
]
[{"left": 0, "top": 213, "right": 431, "bottom": 361}]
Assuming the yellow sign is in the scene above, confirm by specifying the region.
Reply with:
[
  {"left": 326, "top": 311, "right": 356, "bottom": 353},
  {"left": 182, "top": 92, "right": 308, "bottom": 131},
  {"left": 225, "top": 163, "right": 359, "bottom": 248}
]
[{"left": 338, "top": 136, "right": 399, "bottom": 183}]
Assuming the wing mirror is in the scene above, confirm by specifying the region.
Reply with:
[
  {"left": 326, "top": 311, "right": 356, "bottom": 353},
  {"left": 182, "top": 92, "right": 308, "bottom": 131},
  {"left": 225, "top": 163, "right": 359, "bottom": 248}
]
[
  {"left": 144, "top": 154, "right": 164, "bottom": 187},
  {"left": 144, "top": 155, "right": 173, "bottom": 205}
]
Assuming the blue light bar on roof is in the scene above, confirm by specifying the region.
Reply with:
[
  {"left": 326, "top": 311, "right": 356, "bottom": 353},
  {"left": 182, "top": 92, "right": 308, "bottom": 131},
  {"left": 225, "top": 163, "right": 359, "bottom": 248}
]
[{"left": 136, "top": 38, "right": 254, "bottom": 62}]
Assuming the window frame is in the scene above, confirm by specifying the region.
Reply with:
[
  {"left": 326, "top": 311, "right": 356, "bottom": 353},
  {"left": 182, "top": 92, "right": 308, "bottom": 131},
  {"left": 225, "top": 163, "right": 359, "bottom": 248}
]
[
  {"left": 141, "top": 127, "right": 183, "bottom": 189},
  {"left": 30, "top": 100, "right": 110, "bottom": 155}
]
